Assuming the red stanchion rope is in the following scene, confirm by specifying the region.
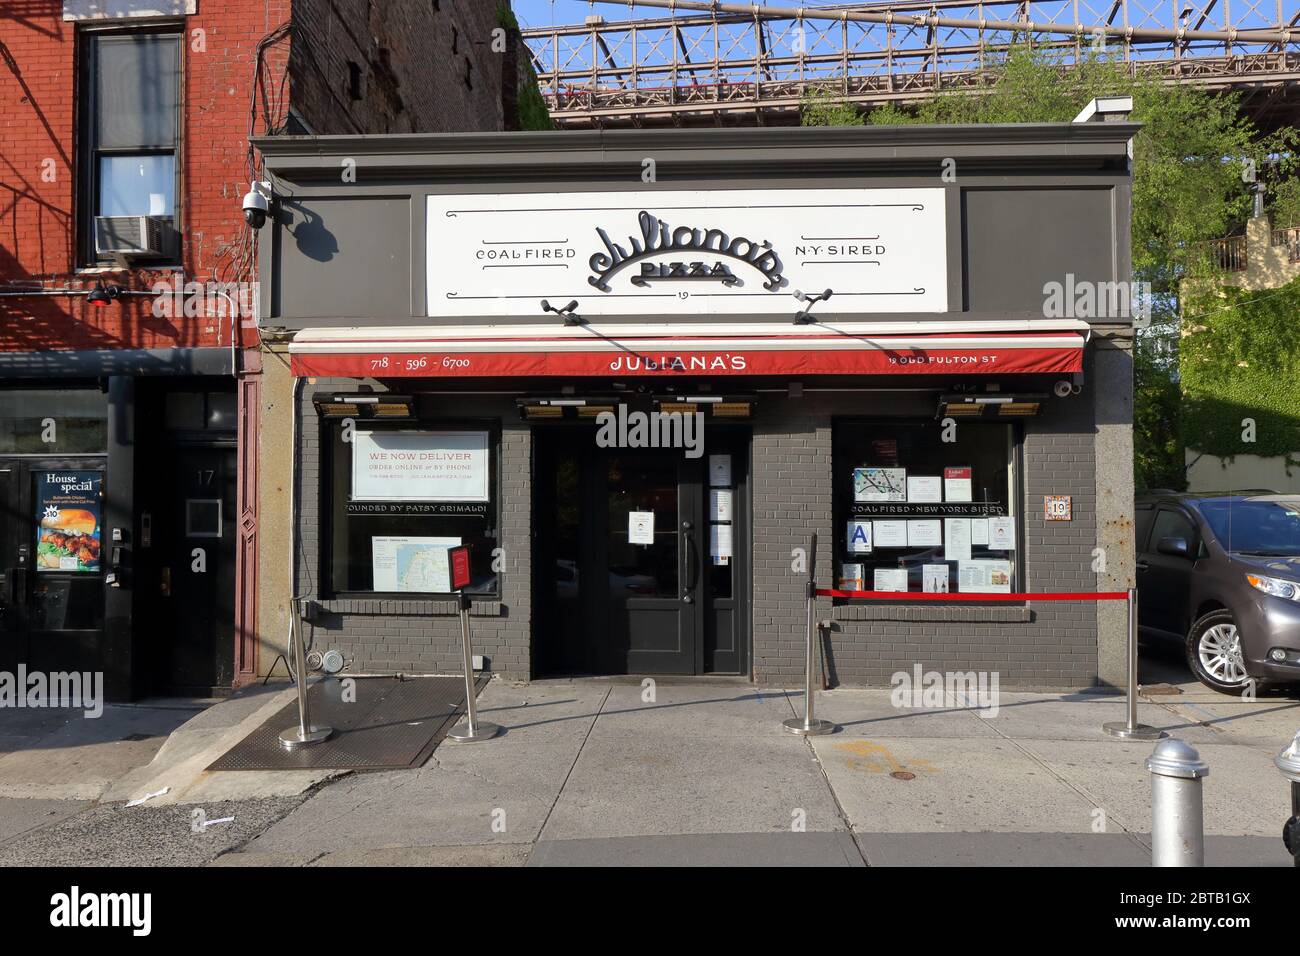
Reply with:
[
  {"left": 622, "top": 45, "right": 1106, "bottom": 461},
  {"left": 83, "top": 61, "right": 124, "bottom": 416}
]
[{"left": 815, "top": 589, "right": 1129, "bottom": 601}]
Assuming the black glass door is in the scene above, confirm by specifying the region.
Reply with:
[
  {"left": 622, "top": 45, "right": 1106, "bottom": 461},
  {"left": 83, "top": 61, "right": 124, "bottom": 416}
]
[{"left": 533, "top": 429, "right": 750, "bottom": 676}]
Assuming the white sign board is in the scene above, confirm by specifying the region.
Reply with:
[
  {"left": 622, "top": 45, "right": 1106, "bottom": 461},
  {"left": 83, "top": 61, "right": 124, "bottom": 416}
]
[
  {"left": 628, "top": 511, "right": 655, "bottom": 544},
  {"left": 427, "top": 189, "right": 948, "bottom": 317},
  {"left": 352, "top": 431, "right": 489, "bottom": 503}
]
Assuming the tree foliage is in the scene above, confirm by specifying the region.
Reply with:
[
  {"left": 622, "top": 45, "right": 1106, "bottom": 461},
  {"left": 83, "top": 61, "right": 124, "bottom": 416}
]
[{"left": 801, "top": 46, "right": 1299, "bottom": 491}]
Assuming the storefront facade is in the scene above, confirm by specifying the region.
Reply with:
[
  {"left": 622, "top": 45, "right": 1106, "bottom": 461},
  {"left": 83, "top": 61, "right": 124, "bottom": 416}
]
[{"left": 254, "top": 120, "right": 1137, "bottom": 689}]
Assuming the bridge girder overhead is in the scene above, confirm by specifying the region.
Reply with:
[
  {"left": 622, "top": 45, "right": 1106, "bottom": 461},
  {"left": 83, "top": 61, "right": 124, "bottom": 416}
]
[{"left": 522, "top": 0, "right": 1300, "bottom": 130}]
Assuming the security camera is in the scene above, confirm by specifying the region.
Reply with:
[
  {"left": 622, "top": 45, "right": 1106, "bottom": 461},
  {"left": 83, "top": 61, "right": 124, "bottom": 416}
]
[
  {"left": 242, "top": 182, "right": 272, "bottom": 230},
  {"left": 1054, "top": 380, "right": 1073, "bottom": 398}
]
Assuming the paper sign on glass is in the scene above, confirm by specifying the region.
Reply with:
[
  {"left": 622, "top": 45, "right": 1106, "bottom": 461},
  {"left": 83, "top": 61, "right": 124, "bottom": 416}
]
[
  {"left": 943, "top": 518, "right": 972, "bottom": 562},
  {"left": 840, "top": 563, "right": 864, "bottom": 590},
  {"left": 958, "top": 560, "right": 1013, "bottom": 593},
  {"left": 943, "top": 467, "right": 973, "bottom": 503},
  {"left": 854, "top": 467, "right": 906, "bottom": 502},
  {"left": 628, "top": 511, "right": 655, "bottom": 544},
  {"left": 847, "top": 520, "right": 873, "bottom": 554},
  {"left": 873, "top": 568, "right": 909, "bottom": 592},
  {"left": 907, "top": 519, "right": 942, "bottom": 547},
  {"left": 989, "top": 516, "right": 1017, "bottom": 550},
  {"left": 710, "top": 523, "right": 733, "bottom": 561},
  {"left": 906, "top": 476, "right": 942, "bottom": 503},
  {"left": 710, "top": 489, "right": 734, "bottom": 522},
  {"left": 923, "top": 564, "right": 950, "bottom": 593},
  {"left": 709, "top": 454, "right": 732, "bottom": 487},
  {"left": 872, "top": 520, "right": 907, "bottom": 548},
  {"left": 970, "top": 518, "right": 990, "bottom": 545},
  {"left": 371, "top": 536, "right": 461, "bottom": 593}
]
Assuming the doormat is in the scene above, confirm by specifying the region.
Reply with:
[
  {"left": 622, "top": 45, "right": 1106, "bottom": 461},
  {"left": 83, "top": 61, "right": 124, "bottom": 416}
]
[{"left": 206, "top": 675, "right": 489, "bottom": 772}]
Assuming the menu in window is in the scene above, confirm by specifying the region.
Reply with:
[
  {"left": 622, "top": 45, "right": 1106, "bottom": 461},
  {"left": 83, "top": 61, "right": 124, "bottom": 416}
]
[
  {"left": 943, "top": 518, "right": 972, "bottom": 562},
  {"left": 943, "top": 467, "right": 973, "bottom": 503},
  {"left": 907, "top": 519, "right": 942, "bottom": 547},
  {"left": 970, "top": 518, "right": 990, "bottom": 545}
]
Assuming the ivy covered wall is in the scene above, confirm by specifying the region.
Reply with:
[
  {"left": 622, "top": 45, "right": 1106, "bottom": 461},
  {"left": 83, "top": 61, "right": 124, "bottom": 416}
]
[{"left": 1179, "top": 276, "right": 1300, "bottom": 471}]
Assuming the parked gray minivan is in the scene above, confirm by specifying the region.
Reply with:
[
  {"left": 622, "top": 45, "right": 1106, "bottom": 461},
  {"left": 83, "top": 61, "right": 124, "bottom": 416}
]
[{"left": 1135, "top": 492, "right": 1300, "bottom": 694}]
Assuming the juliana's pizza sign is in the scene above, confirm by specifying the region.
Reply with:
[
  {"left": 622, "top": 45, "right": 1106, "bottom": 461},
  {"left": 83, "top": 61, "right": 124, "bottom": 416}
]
[{"left": 426, "top": 188, "right": 947, "bottom": 317}]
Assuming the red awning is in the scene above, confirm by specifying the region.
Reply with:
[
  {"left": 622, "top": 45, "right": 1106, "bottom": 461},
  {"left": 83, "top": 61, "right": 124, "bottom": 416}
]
[{"left": 289, "top": 325, "right": 1087, "bottom": 378}]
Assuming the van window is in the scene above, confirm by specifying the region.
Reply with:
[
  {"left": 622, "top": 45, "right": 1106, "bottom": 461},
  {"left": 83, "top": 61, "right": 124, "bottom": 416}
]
[
  {"left": 1135, "top": 504, "right": 1156, "bottom": 552},
  {"left": 1150, "top": 509, "right": 1195, "bottom": 549}
]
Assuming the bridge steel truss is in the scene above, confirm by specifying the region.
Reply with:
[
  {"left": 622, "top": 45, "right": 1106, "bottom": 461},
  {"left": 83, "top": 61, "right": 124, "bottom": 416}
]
[{"left": 522, "top": 0, "right": 1300, "bottom": 128}]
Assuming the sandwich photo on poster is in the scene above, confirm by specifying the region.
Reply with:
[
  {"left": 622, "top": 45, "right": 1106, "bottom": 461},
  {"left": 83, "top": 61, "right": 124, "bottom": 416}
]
[{"left": 36, "top": 471, "right": 103, "bottom": 573}]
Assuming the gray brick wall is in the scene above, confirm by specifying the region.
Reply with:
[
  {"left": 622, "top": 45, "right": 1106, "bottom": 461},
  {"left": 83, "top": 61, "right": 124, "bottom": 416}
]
[
  {"left": 297, "top": 363, "right": 1113, "bottom": 691},
  {"left": 296, "top": 382, "right": 532, "bottom": 679},
  {"left": 750, "top": 382, "right": 1104, "bottom": 691}
]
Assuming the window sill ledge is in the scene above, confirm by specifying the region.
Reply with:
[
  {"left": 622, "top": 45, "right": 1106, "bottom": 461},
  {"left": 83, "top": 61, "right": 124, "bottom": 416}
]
[
  {"left": 314, "top": 598, "right": 503, "bottom": 617},
  {"left": 833, "top": 604, "right": 1033, "bottom": 624}
]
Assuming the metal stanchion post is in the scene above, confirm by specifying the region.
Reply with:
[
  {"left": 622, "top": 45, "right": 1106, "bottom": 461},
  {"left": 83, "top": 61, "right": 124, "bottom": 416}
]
[
  {"left": 784, "top": 533, "right": 835, "bottom": 736},
  {"left": 279, "top": 598, "right": 333, "bottom": 751},
  {"left": 1275, "top": 731, "right": 1300, "bottom": 867},
  {"left": 1146, "top": 738, "right": 1209, "bottom": 866},
  {"left": 1103, "top": 587, "right": 1164, "bottom": 740},
  {"left": 447, "top": 591, "right": 499, "bottom": 743}
]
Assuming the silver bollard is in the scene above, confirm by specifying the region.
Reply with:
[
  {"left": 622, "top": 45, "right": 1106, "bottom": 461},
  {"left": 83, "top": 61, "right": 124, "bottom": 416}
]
[
  {"left": 783, "top": 578, "right": 836, "bottom": 736},
  {"left": 1103, "top": 587, "right": 1165, "bottom": 740},
  {"left": 1146, "top": 738, "right": 1209, "bottom": 867},
  {"left": 278, "top": 598, "right": 333, "bottom": 751},
  {"left": 447, "top": 591, "right": 500, "bottom": 743},
  {"left": 1274, "top": 731, "right": 1300, "bottom": 867}
]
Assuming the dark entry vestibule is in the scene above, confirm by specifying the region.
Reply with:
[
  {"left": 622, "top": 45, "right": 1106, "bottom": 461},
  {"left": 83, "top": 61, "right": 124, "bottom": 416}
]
[{"left": 531, "top": 426, "right": 751, "bottom": 677}]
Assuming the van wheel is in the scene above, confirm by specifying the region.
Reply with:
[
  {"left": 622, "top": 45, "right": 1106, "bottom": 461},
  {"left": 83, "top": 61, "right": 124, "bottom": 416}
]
[{"left": 1186, "top": 610, "right": 1251, "bottom": 695}]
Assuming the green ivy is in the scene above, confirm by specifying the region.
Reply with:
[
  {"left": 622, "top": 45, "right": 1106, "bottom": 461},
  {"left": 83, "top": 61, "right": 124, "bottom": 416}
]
[{"left": 1179, "top": 276, "right": 1300, "bottom": 467}]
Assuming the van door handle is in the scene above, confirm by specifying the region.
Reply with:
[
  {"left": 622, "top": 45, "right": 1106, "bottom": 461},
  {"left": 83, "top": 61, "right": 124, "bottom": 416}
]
[{"left": 1136, "top": 560, "right": 1149, "bottom": 572}]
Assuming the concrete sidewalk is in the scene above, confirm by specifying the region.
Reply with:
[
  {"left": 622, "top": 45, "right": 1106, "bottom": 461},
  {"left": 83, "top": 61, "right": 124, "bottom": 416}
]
[{"left": 210, "top": 677, "right": 1300, "bottom": 867}]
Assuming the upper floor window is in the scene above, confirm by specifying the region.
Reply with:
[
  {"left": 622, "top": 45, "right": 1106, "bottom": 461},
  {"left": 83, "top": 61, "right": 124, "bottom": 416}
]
[{"left": 80, "top": 30, "right": 182, "bottom": 265}]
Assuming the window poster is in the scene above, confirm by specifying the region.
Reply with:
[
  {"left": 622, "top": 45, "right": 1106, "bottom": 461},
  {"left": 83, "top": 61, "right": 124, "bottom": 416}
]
[
  {"left": 36, "top": 471, "right": 103, "bottom": 573},
  {"left": 970, "top": 518, "right": 990, "bottom": 546},
  {"left": 709, "top": 523, "right": 733, "bottom": 562},
  {"left": 709, "top": 488, "right": 734, "bottom": 522},
  {"left": 352, "top": 430, "right": 489, "bottom": 503},
  {"left": 372, "top": 535, "right": 461, "bottom": 592},
  {"left": 943, "top": 467, "right": 973, "bottom": 503},
  {"left": 854, "top": 467, "right": 906, "bottom": 502},
  {"left": 923, "top": 564, "right": 950, "bottom": 593},
  {"left": 989, "top": 516, "right": 1017, "bottom": 550},
  {"left": 872, "top": 520, "right": 908, "bottom": 548},
  {"left": 628, "top": 511, "right": 655, "bottom": 545},
  {"left": 958, "top": 560, "right": 1012, "bottom": 593},
  {"left": 907, "top": 519, "right": 942, "bottom": 547},
  {"left": 906, "top": 476, "right": 942, "bottom": 503},
  {"left": 873, "top": 568, "right": 909, "bottom": 592},
  {"left": 847, "top": 519, "right": 873, "bottom": 553},
  {"left": 840, "top": 563, "right": 864, "bottom": 590},
  {"left": 708, "top": 454, "right": 732, "bottom": 487},
  {"left": 943, "top": 517, "right": 972, "bottom": 562}
]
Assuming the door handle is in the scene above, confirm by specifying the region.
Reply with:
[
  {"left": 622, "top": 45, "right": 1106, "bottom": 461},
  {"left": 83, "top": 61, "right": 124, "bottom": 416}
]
[
  {"left": 1136, "top": 560, "right": 1150, "bottom": 572},
  {"left": 683, "top": 525, "right": 697, "bottom": 599},
  {"left": 160, "top": 566, "right": 171, "bottom": 597}
]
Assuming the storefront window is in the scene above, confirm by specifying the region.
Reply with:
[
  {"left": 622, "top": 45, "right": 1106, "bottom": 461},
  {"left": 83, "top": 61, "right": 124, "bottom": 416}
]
[
  {"left": 326, "top": 422, "right": 499, "bottom": 596},
  {"left": 833, "top": 420, "right": 1019, "bottom": 597},
  {"left": 0, "top": 389, "right": 108, "bottom": 454}
]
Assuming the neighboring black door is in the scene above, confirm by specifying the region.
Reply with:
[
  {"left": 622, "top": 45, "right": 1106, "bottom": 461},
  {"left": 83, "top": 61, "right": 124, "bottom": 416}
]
[
  {"left": 1139, "top": 507, "right": 1197, "bottom": 637},
  {"left": 150, "top": 445, "right": 236, "bottom": 694},
  {"left": 533, "top": 428, "right": 749, "bottom": 676},
  {"left": 0, "top": 459, "right": 106, "bottom": 678}
]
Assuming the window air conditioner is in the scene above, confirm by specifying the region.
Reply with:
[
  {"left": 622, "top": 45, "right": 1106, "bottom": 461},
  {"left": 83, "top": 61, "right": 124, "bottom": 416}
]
[{"left": 94, "top": 216, "right": 173, "bottom": 258}]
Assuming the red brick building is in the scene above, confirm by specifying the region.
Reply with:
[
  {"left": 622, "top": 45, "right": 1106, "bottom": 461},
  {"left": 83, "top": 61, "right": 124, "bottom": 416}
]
[{"left": 0, "top": 1, "right": 520, "bottom": 699}]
